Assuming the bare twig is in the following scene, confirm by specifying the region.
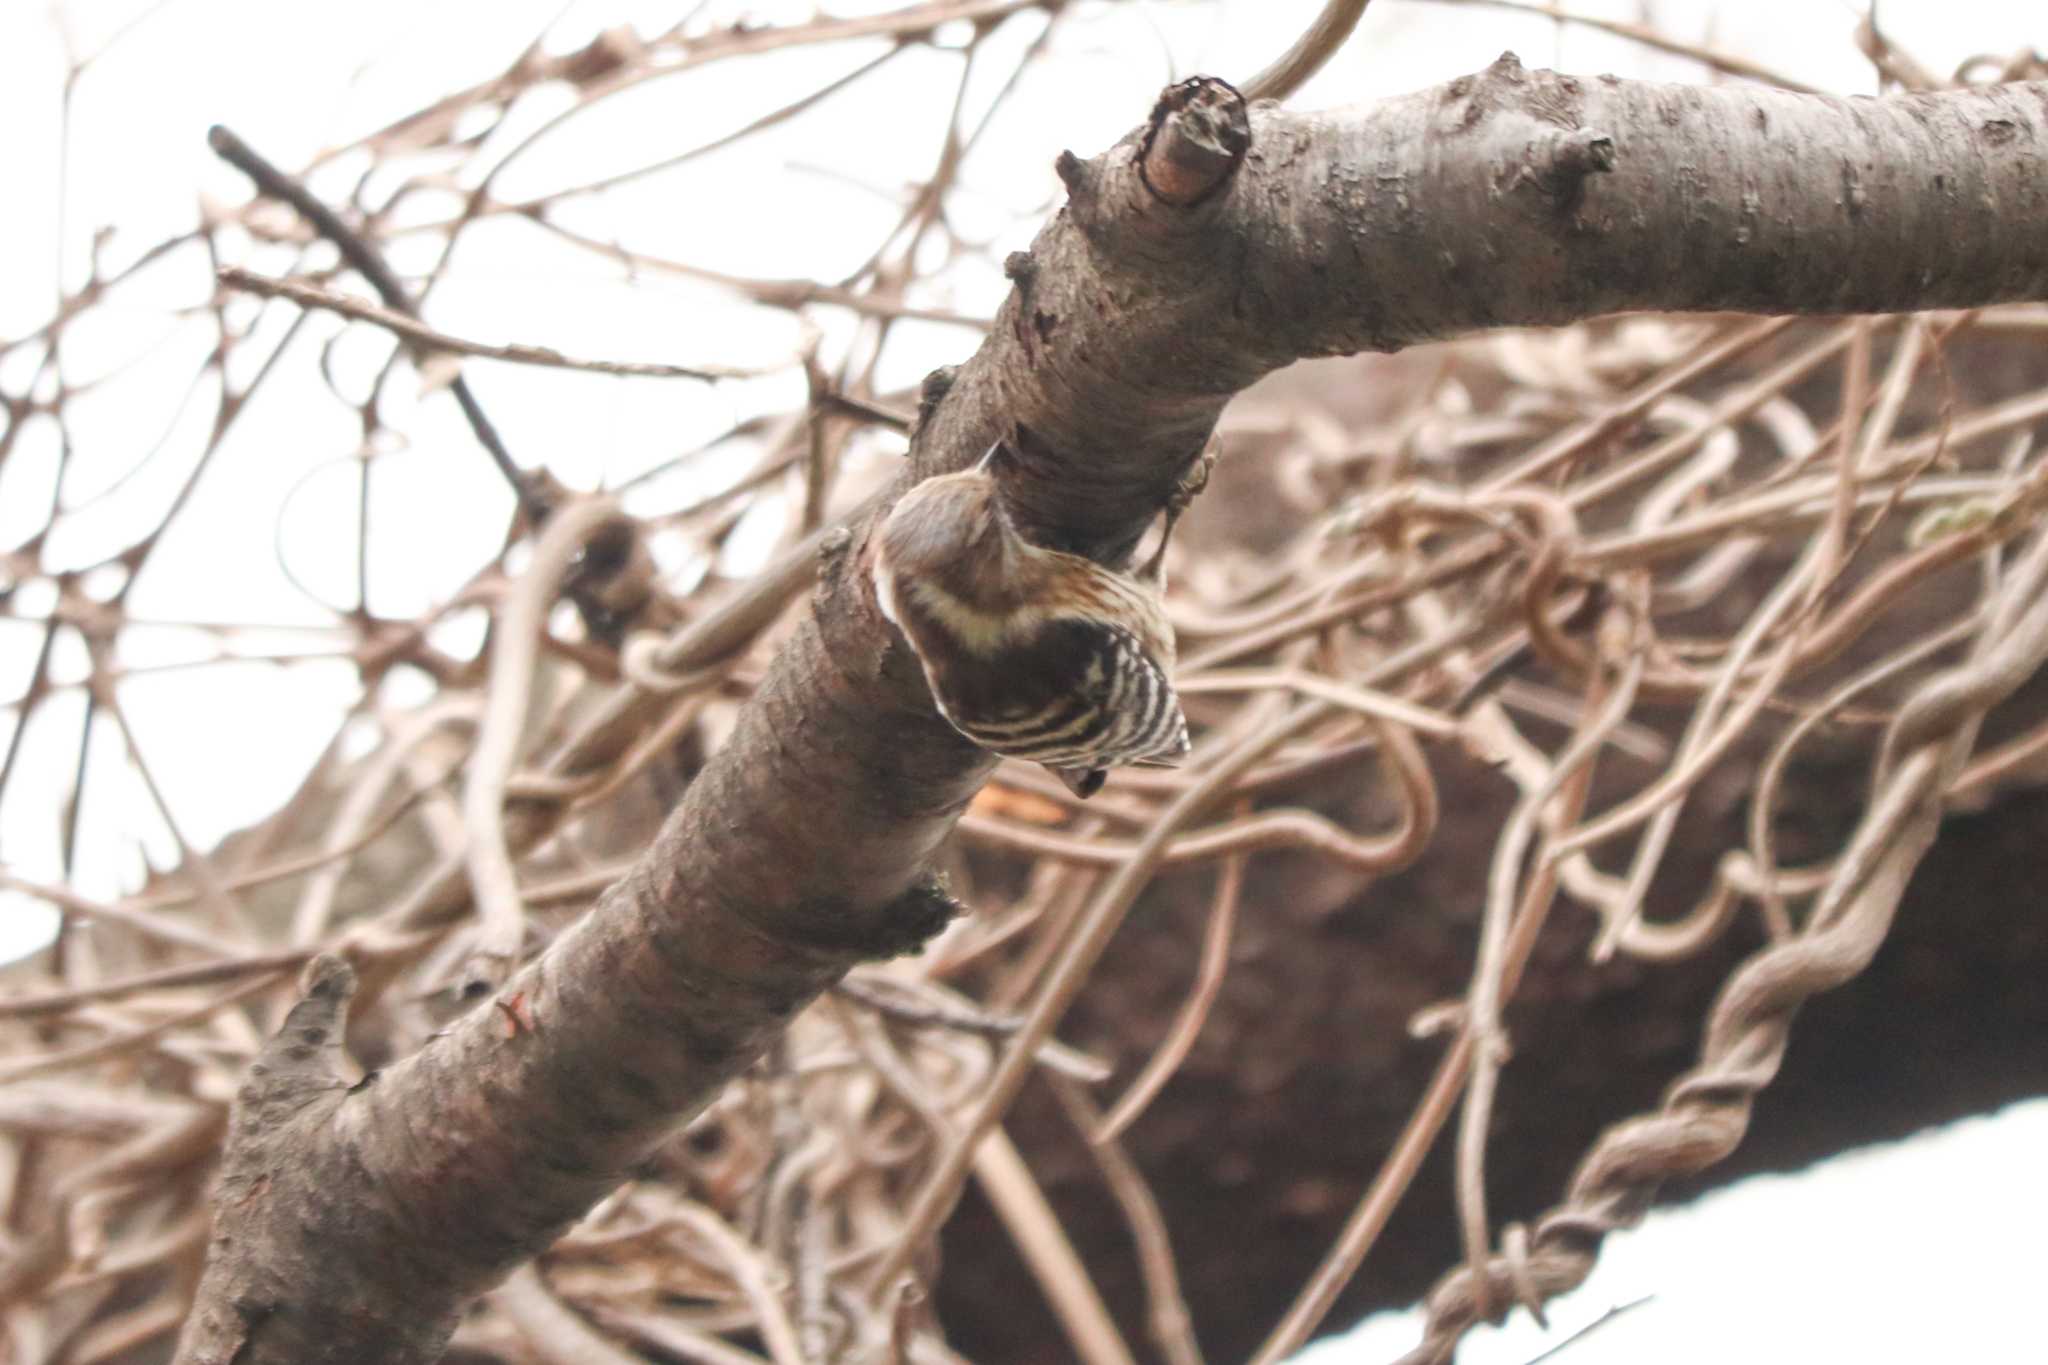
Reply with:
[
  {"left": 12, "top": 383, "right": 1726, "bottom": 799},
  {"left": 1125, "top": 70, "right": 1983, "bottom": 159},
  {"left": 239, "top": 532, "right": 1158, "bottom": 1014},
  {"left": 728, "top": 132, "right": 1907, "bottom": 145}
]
[
  {"left": 1241, "top": 0, "right": 1374, "bottom": 102},
  {"left": 218, "top": 267, "right": 765, "bottom": 381},
  {"left": 1093, "top": 843, "right": 1245, "bottom": 1142},
  {"left": 207, "top": 125, "right": 541, "bottom": 520},
  {"left": 461, "top": 498, "right": 623, "bottom": 995}
]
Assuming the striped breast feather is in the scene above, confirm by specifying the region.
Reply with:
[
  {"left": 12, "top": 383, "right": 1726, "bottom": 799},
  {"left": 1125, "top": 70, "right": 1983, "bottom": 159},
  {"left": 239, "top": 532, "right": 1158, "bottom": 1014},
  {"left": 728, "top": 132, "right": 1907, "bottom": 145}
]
[{"left": 923, "top": 615, "right": 1188, "bottom": 770}]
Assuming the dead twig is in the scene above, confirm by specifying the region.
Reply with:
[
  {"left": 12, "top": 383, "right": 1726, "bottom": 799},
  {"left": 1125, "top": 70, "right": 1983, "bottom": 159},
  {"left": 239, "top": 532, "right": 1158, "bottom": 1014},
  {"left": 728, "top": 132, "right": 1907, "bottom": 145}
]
[{"left": 218, "top": 267, "right": 766, "bottom": 381}]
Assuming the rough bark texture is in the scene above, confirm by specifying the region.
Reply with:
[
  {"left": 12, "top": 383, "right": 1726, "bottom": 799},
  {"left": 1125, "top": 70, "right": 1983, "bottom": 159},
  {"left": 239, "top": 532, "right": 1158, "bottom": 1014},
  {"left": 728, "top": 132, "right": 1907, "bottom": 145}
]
[
  {"left": 922, "top": 62, "right": 2048, "bottom": 564},
  {"left": 175, "top": 600, "right": 993, "bottom": 1362},
  {"left": 177, "top": 62, "right": 2048, "bottom": 1364}
]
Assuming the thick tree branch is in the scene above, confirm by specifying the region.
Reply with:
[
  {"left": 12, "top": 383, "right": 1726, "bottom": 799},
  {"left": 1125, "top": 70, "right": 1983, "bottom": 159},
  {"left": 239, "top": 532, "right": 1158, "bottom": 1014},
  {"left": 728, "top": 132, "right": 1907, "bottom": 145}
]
[
  {"left": 921, "top": 62, "right": 2048, "bottom": 560},
  {"left": 178, "top": 62, "right": 2048, "bottom": 1364}
]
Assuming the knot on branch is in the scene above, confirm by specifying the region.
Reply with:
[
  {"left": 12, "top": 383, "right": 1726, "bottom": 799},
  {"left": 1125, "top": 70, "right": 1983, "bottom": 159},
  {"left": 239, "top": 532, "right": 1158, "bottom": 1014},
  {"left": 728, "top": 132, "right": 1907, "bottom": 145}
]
[
  {"left": 234, "top": 955, "right": 357, "bottom": 1128},
  {"left": 740, "top": 874, "right": 965, "bottom": 966},
  {"left": 1140, "top": 77, "right": 1252, "bottom": 207},
  {"left": 1530, "top": 128, "right": 1617, "bottom": 208},
  {"left": 869, "top": 872, "right": 967, "bottom": 959},
  {"left": 780, "top": 873, "right": 966, "bottom": 961},
  {"left": 915, "top": 364, "right": 958, "bottom": 435},
  {"left": 216, "top": 961, "right": 364, "bottom": 1219},
  {"left": 1053, "top": 149, "right": 1096, "bottom": 206}
]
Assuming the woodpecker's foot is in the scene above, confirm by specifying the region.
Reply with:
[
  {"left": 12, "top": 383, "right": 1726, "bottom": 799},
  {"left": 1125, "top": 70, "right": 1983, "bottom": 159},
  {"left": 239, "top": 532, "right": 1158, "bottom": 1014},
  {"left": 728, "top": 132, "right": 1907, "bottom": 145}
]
[
  {"left": 1169, "top": 438, "right": 1219, "bottom": 521},
  {"left": 1142, "top": 439, "right": 1219, "bottom": 581}
]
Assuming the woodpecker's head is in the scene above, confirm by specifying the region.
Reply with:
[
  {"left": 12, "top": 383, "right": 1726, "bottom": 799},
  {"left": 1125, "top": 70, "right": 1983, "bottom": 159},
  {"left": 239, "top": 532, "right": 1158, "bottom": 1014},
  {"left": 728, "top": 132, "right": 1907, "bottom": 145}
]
[{"left": 872, "top": 442, "right": 1036, "bottom": 614}]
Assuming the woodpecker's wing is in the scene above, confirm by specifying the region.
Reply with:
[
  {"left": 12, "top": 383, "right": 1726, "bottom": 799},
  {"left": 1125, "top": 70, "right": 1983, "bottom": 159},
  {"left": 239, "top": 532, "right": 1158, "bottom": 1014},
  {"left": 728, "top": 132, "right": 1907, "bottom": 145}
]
[{"left": 921, "top": 616, "right": 1189, "bottom": 772}]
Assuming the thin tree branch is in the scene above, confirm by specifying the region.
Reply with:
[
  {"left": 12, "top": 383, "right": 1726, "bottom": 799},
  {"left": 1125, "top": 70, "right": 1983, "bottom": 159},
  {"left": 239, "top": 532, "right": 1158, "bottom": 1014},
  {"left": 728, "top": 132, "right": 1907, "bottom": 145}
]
[
  {"left": 206, "top": 126, "right": 540, "bottom": 522},
  {"left": 217, "top": 267, "right": 765, "bottom": 381}
]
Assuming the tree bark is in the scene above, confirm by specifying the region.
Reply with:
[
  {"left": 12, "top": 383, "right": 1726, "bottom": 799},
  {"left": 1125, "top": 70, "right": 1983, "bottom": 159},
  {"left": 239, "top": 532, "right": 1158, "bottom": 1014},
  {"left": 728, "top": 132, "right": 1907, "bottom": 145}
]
[{"left": 177, "top": 62, "right": 2048, "bottom": 1365}]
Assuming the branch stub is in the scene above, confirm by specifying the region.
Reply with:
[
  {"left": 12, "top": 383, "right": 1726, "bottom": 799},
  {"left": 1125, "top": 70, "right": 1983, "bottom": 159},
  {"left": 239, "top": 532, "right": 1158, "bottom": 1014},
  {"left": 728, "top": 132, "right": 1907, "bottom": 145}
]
[{"left": 1139, "top": 77, "right": 1252, "bottom": 207}]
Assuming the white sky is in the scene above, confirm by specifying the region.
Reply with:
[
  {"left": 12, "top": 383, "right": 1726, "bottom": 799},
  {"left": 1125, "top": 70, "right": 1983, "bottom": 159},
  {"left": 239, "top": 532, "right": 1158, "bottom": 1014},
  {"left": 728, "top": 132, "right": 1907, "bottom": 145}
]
[
  {"left": 1304, "top": 1096, "right": 2048, "bottom": 1363},
  {"left": 1, "top": 1, "right": 2043, "bottom": 1361}
]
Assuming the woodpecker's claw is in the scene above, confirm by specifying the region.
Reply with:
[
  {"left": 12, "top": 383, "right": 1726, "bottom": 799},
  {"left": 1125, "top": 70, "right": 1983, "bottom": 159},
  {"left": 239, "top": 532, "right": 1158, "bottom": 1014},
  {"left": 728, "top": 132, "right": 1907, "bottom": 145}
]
[
  {"left": 1142, "top": 440, "right": 1219, "bottom": 582},
  {"left": 1172, "top": 439, "right": 1218, "bottom": 514}
]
